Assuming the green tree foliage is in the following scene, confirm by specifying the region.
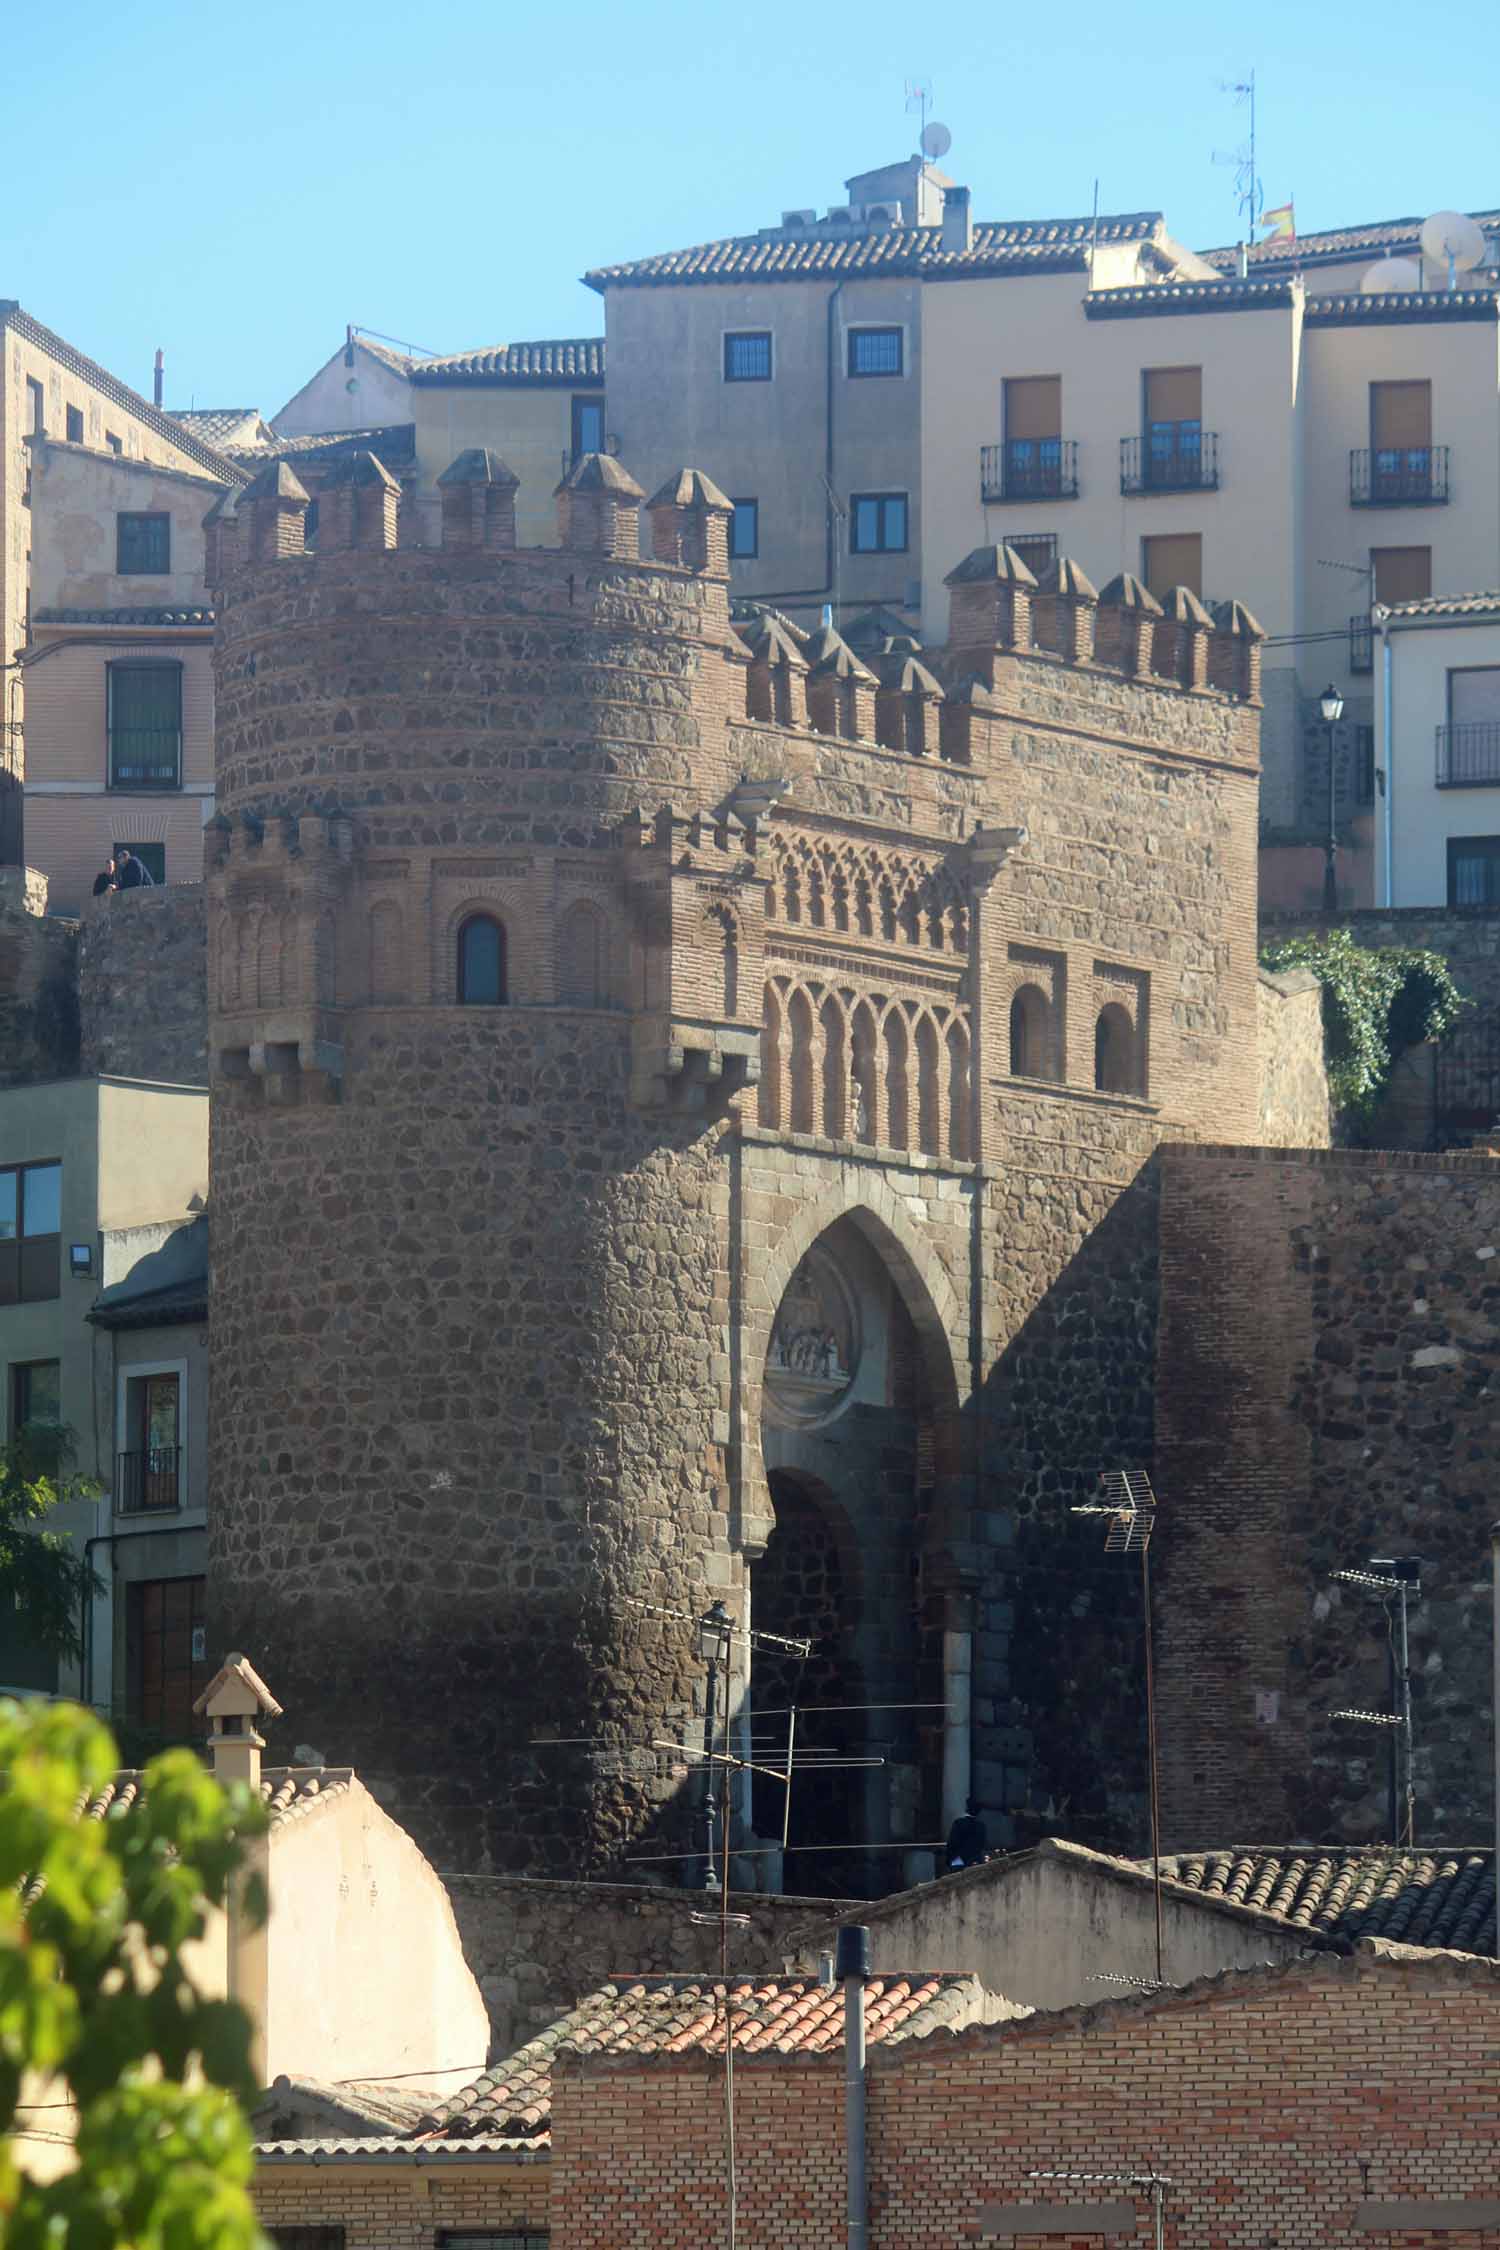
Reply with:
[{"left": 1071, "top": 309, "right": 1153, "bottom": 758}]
[
  {"left": 1261, "top": 928, "right": 1467, "bottom": 1119},
  {"left": 0, "top": 1427, "right": 101, "bottom": 1661},
  {"left": 0, "top": 1697, "right": 269, "bottom": 2248}
]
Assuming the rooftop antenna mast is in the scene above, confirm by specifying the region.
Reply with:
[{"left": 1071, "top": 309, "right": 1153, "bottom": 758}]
[
  {"left": 904, "top": 77, "right": 933, "bottom": 155},
  {"left": 1073, "top": 1470, "right": 1164, "bottom": 1982},
  {"left": 1329, "top": 1555, "right": 1422, "bottom": 1845},
  {"left": 1213, "top": 70, "right": 1263, "bottom": 237}
]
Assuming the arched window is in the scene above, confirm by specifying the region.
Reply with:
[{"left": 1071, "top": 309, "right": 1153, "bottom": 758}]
[
  {"left": 458, "top": 913, "right": 507, "bottom": 1005},
  {"left": 1009, "top": 984, "right": 1049, "bottom": 1079},
  {"left": 1094, "top": 1002, "right": 1136, "bottom": 1095}
]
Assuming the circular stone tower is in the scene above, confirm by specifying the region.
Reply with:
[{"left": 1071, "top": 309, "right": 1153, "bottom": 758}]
[{"left": 205, "top": 452, "right": 767, "bottom": 1872}]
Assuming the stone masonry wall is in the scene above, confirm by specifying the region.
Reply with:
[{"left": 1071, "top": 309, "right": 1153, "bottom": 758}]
[
  {"left": 79, "top": 885, "right": 207, "bottom": 1085},
  {"left": 1155, "top": 1142, "right": 1500, "bottom": 1848},
  {"left": 0, "top": 898, "right": 77, "bottom": 1084},
  {"left": 441, "top": 1874, "right": 841, "bottom": 2057},
  {"left": 1256, "top": 966, "right": 1331, "bottom": 1147}
]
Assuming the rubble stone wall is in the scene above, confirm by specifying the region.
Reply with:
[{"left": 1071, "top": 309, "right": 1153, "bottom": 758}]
[
  {"left": 1256, "top": 966, "right": 1331, "bottom": 1147},
  {"left": 79, "top": 885, "right": 207, "bottom": 1085}
]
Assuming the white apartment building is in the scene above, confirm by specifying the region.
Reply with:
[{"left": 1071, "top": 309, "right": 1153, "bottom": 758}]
[
  {"left": 1374, "top": 591, "right": 1500, "bottom": 909},
  {"left": 588, "top": 161, "right": 1500, "bottom": 907}
]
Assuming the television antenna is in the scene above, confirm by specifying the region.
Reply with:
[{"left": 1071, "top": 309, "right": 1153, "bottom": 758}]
[
  {"left": 1419, "top": 210, "right": 1486, "bottom": 292},
  {"left": 1212, "top": 70, "right": 1263, "bottom": 234},
  {"left": 1328, "top": 1556, "right": 1422, "bottom": 1844},
  {"left": 904, "top": 78, "right": 933, "bottom": 146},
  {"left": 1030, "top": 2170, "right": 1173, "bottom": 2250},
  {"left": 1074, "top": 1470, "right": 1164, "bottom": 1981}
]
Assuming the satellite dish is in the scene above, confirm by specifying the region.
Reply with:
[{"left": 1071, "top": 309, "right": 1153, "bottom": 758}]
[
  {"left": 1419, "top": 210, "right": 1486, "bottom": 275},
  {"left": 1361, "top": 257, "right": 1422, "bottom": 295},
  {"left": 921, "top": 121, "right": 953, "bottom": 161}
]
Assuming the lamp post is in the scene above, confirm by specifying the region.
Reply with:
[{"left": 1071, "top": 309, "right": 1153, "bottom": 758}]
[
  {"left": 1321, "top": 682, "right": 1345, "bottom": 913},
  {"left": 697, "top": 1599, "right": 731, "bottom": 1891}
]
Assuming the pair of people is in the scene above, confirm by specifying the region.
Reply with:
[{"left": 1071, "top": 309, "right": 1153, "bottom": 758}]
[{"left": 92, "top": 847, "right": 155, "bottom": 896}]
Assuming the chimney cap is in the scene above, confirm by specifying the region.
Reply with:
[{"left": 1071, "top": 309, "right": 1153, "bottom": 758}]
[
  {"left": 193, "top": 1650, "right": 284, "bottom": 1722},
  {"left": 438, "top": 446, "right": 520, "bottom": 490}
]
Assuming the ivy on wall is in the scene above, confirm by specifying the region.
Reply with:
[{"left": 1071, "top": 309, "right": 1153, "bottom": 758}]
[{"left": 1260, "top": 927, "right": 1467, "bottom": 1121}]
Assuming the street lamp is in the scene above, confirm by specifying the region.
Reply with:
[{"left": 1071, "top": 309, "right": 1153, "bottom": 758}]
[
  {"left": 1320, "top": 683, "right": 1345, "bottom": 913},
  {"left": 697, "top": 1599, "right": 732, "bottom": 1891}
]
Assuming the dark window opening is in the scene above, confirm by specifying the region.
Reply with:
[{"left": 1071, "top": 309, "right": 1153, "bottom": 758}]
[
  {"left": 437, "top": 2237, "right": 548, "bottom": 2250},
  {"left": 730, "top": 499, "right": 759, "bottom": 559},
  {"left": 117, "top": 512, "right": 171, "bottom": 574},
  {"left": 269, "top": 2234, "right": 346, "bottom": 2250},
  {"left": 724, "top": 331, "right": 773, "bottom": 382},
  {"left": 1009, "top": 985, "right": 1051, "bottom": 1079},
  {"left": 108, "top": 663, "right": 182, "bottom": 791},
  {"left": 1009, "top": 533, "right": 1058, "bottom": 579},
  {"left": 1448, "top": 836, "right": 1500, "bottom": 910},
  {"left": 106, "top": 430, "right": 123, "bottom": 455},
  {"left": 1094, "top": 1003, "right": 1138, "bottom": 1095},
  {"left": 12, "top": 1359, "right": 61, "bottom": 1438},
  {"left": 119, "top": 1370, "right": 181, "bottom": 1513},
  {"left": 65, "top": 405, "right": 84, "bottom": 443},
  {"left": 25, "top": 377, "right": 44, "bottom": 436},
  {"left": 0, "top": 1161, "right": 61, "bottom": 1306},
  {"left": 113, "top": 841, "right": 166, "bottom": 884},
  {"left": 848, "top": 327, "right": 903, "bottom": 378},
  {"left": 571, "top": 394, "right": 605, "bottom": 460},
  {"left": 457, "top": 913, "right": 507, "bottom": 1005},
  {"left": 851, "top": 492, "right": 908, "bottom": 554}
]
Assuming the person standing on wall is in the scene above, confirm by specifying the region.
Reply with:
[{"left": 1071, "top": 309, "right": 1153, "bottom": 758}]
[{"left": 114, "top": 847, "right": 155, "bottom": 890}]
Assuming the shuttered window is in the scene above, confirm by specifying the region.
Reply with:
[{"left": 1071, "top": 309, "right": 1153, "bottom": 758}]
[
  {"left": 108, "top": 664, "right": 182, "bottom": 789},
  {"left": 1145, "top": 367, "right": 1202, "bottom": 424},
  {"left": 1451, "top": 669, "right": 1500, "bottom": 727},
  {"left": 1371, "top": 381, "right": 1431, "bottom": 450},
  {"left": 1142, "top": 533, "right": 1202, "bottom": 601},
  {"left": 1372, "top": 547, "right": 1432, "bottom": 605},
  {"left": 1004, "top": 377, "right": 1061, "bottom": 442}
]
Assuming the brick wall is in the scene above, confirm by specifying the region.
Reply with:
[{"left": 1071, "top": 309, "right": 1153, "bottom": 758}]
[
  {"left": 549, "top": 1951, "right": 1500, "bottom": 2250},
  {"left": 1155, "top": 1143, "right": 1500, "bottom": 1845},
  {"left": 254, "top": 2163, "right": 549, "bottom": 2248}
]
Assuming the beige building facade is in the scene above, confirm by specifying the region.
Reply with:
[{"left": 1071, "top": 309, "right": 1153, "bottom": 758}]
[{"left": 1373, "top": 591, "right": 1500, "bottom": 907}]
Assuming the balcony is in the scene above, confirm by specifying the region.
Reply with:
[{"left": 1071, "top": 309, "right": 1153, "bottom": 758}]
[
  {"left": 1349, "top": 616, "right": 1373, "bottom": 674},
  {"left": 979, "top": 439, "right": 1080, "bottom": 504},
  {"left": 1120, "top": 431, "right": 1219, "bottom": 495},
  {"left": 116, "top": 1446, "right": 182, "bottom": 1513},
  {"left": 1436, "top": 722, "right": 1500, "bottom": 788},
  {"left": 1350, "top": 447, "right": 1449, "bottom": 506}
]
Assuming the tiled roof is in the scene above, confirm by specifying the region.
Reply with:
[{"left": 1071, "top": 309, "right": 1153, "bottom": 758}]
[
  {"left": 1147, "top": 1848, "right": 1496, "bottom": 1954},
  {"left": 416, "top": 1974, "right": 1012, "bottom": 2142},
  {"left": 227, "top": 424, "right": 417, "bottom": 467},
  {"left": 33, "top": 606, "right": 212, "bottom": 629},
  {"left": 48, "top": 1765, "right": 352, "bottom": 1829},
  {"left": 0, "top": 303, "right": 246, "bottom": 483},
  {"left": 1304, "top": 290, "right": 1499, "bottom": 326},
  {"left": 584, "top": 214, "right": 1164, "bottom": 290},
  {"left": 1379, "top": 590, "right": 1500, "bottom": 621},
  {"left": 411, "top": 339, "right": 605, "bottom": 384},
  {"left": 1201, "top": 208, "right": 1500, "bottom": 274},
  {"left": 256, "top": 2135, "right": 545, "bottom": 2164},
  {"left": 1084, "top": 279, "right": 1297, "bottom": 319},
  {"left": 166, "top": 408, "right": 273, "bottom": 448}
]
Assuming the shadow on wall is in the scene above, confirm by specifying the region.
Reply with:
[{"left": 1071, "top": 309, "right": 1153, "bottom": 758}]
[{"left": 975, "top": 1153, "right": 1162, "bottom": 1856}]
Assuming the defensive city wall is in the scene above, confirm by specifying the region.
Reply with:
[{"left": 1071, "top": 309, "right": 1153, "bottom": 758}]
[{"left": 200, "top": 441, "right": 1275, "bottom": 1878}]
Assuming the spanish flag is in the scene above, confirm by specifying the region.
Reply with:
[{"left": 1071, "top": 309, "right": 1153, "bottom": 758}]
[{"left": 1260, "top": 201, "right": 1296, "bottom": 241}]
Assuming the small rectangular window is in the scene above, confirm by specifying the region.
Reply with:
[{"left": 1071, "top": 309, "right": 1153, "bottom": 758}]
[
  {"left": 850, "top": 492, "right": 908, "bottom": 554},
  {"left": 12, "top": 1360, "right": 61, "bottom": 1437},
  {"left": 1142, "top": 531, "right": 1203, "bottom": 600},
  {"left": 848, "top": 327, "right": 903, "bottom": 378},
  {"left": 1448, "top": 835, "right": 1500, "bottom": 909},
  {"left": 113, "top": 840, "right": 166, "bottom": 883},
  {"left": 66, "top": 405, "right": 84, "bottom": 443},
  {"left": 1009, "top": 533, "right": 1058, "bottom": 580},
  {"left": 108, "top": 664, "right": 182, "bottom": 791},
  {"left": 106, "top": 431, "right": 123, "bottom": 455},
  {"left": 25, "top": 378, "right": 44, "bottom": 437},
  {"left": 117, "top": 513, "right": 171, "bottom": 574},
  {"left": 730, "top": 499, "right": 759, "bottom": 559},
  {"left": 724, "top": 331, "right": 772, "bottom": 382},
  {"left": 571, "top": 394, "right": 605, "bottom": 460},
  {"left": 0, "top": 1162, "right": 62, "bottom": 1306},
  {"left": 1449, "top": 668, "right": 1500, "bottom": 728},
  {"left": 1372, "top": 546, "right": 1432, "bottom": 606},
  {"left": 1371, "top": 379, "right": 1432, "bottom": 452},
  {"left": 1004, "top": 376, "right": 1061, "bottom": 442}
]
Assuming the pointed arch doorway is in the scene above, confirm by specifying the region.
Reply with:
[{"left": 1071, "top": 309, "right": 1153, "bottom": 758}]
[{"left": 751, "top": 1210, "right": 959, "bottom": 1897}]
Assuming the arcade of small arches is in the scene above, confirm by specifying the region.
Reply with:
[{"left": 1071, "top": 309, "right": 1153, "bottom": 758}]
[
  {"left": 765, "top": 835, "right": 968, "bottom": 957},
  {"left": 759, "top": 977, "right": 972, "bottom": 1161}
]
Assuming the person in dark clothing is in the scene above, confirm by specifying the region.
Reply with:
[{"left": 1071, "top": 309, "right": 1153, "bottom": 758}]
[
  {"left": 92, "top": 857, "right": 117, "bottom": 896},
  {"left": 945, "top": 1797, "right": 989, "bottom": 1872},
  {"left": 114, "top": 847, "right": 154, "bottom": 890}
]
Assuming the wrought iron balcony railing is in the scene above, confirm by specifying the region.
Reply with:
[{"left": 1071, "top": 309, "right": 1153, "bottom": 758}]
[
  {"left": 116, "top": 1446, "right": 182, "bottom": 1513},
  {"left": 1351, "top": 447, "right": 1449, "bottom": 506},
  {"left": 979, "top": 439, "right": 1080, "bottom": 504},
  {"left": 1120, "top": 431, "right": 1219, "bottom": 495},
  {"left": 1436, "top": 722, "right": 1500, "bottom": 788},
  {"left": 1349, "top": 615, "right": 1373, "bottom": 673}
]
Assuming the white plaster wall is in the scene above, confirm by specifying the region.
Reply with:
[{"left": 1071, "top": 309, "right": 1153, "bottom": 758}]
[
  {"left": 272, "top": 343, "right": 414, "bottom": 439},
  {"left": 1377, "top": 613, "right": 1500, "bottom": 905}
]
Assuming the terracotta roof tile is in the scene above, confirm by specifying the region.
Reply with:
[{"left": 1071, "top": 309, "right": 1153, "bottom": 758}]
[
  {"left": 33, "top": 606, "right": 213, "bottom": 628},
  {"left": 414, "top": 1973, "right": 1014, "bottom": 2142},
  {"left": 1148, "top": 1848, "right": 1496, "bottom": 1954},
  {"left": 585, "top": 215, "right": 1163, "bottom": 291},
  {"left": 1304, "top": 290, "right": 1499, "bottom": 326},
  {"left": 1200, "top": 208, "right": 1500, "bottom": 275},
  {"left": 1380, "top": 590, "right": 1500, "bottom": 621},
  {"left": 166, "top": 408, "right": 274, "bottom": 448},
  {"left": 411, "top": 339, "right": 605, "bottom": 384}
]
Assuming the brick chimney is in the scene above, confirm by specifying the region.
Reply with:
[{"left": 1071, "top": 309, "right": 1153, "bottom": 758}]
[{"left": 193, "top": 1651, "right": 283, "bottom": 1794}]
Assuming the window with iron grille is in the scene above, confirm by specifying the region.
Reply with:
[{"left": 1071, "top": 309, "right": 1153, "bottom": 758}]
[
  {"left": 848, "top": 326, "right": 903, "bottom": 377},
  {"left": 0, "top": 1162, "right": 61, "bottom": 1306},
  {"left": 850, "top": 492, "right": 908, "bottom": 554},
  {"left": 108, "top": 663, "right": 182, "bottom": 790},
  {"left": 117, "top": 512, "right": 171, "bottom": 574},
  {"left": 730, "top": 499, "right": 759, "bottom": 559},
  {"left": 723, "top": 331, "right": 773, "bottom": 382},
  {"left": 1008, "top": 533, "right": 1058, "bottom": 580}
]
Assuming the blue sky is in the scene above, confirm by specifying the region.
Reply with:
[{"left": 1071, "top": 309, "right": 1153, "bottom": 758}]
[{"left": 4, "top": 0, "right": 1494, "bottom": 419}]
